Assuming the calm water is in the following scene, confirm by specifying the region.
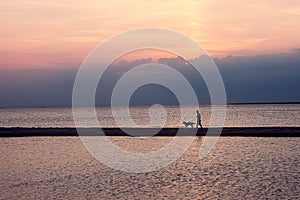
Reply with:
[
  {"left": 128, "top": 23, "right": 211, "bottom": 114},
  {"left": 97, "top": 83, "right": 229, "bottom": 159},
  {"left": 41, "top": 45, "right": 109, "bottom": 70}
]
[
  {"left": 0, "top": 137, "right": 299, "bottom": 199},
  {"left": 0, "top": 104, "right": 300, "bottom": 127},
  {"left": 1, "top": 105, "right": 299, "bottom": 199}
]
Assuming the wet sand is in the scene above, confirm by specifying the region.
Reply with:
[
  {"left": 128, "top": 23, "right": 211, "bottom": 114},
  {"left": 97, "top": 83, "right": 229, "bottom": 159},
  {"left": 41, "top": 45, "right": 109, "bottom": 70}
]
[{"left": 0, "top": 127, "right": 300, "bottom": 137}]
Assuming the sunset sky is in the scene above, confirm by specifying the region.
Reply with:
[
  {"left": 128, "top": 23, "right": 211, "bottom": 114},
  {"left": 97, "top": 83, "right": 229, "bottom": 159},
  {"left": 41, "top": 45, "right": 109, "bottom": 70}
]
[{"left": 1, "top": 0, "right": 300, "bottom": 69}]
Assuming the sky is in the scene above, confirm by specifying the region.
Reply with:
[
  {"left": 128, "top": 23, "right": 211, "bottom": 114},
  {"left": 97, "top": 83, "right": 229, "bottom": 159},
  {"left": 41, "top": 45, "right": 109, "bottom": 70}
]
[
  {"left": 0, "top": 0, "right": 300, "bottom": 106},
  {"left": 1, "top": 0, "right": 300, "bottom": 69},
  {"left": 1, "top": 51, "right": 300, "bottom": 106}
]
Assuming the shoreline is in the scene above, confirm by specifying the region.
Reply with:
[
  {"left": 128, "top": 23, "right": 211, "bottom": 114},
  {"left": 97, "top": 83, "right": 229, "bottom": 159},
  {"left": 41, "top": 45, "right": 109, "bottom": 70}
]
[
  {"left": 0, "top": 127, "right": 300, "bottom": 137},
  {"left": 1, "top": 102, "right": 300, "bottom": 108}
]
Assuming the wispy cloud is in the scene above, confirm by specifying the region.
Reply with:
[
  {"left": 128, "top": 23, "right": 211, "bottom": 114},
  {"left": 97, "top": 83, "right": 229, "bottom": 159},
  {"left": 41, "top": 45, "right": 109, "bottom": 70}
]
[
  {"left": 0, "top": 0, "right": 300, "bottom": 68},
  {"left": 1, "top": 50, "right": 300, "bottom": 106},
  {"left": 285, "top": 8, "right": 300, "bottom": 16}
]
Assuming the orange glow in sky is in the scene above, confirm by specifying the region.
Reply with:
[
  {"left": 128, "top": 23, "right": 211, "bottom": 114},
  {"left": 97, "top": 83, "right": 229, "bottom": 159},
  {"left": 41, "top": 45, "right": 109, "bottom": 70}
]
[{"left": 1, "top": 0, "right": 300, "bottom": 69}]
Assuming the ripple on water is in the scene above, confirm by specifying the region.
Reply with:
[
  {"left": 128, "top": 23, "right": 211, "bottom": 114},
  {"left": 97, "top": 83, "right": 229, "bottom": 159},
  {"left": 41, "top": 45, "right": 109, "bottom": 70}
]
[{"left": 0, "top": 137, "right": 299, "bottom": 199}]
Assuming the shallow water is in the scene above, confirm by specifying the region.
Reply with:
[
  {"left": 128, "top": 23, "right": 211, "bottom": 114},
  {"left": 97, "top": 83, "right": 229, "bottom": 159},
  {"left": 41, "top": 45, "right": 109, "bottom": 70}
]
[
  {"left": 0, "top": 137, "right": 299, "bottom": 199},
  {"left": 1, "top": 104, "right": 300, "bottom": 128}
]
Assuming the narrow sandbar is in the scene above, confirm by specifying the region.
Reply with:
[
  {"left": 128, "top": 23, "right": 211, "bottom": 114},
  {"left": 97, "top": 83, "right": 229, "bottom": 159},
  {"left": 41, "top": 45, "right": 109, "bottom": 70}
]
[{"left": 0, "top": 127, "right": 300, "bottom": 137}]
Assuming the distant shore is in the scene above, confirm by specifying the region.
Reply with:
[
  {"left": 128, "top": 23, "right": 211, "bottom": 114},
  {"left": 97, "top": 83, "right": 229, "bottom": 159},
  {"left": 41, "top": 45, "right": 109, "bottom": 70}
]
[
  {"left": 0, "top": 127, "right": 300, "bottom": 137},
  {"left": 0, "top": 102, "right": 300, "bottom": 109},
  {"left": 228, "top": 102, "right": 300, "bottom": 105}
]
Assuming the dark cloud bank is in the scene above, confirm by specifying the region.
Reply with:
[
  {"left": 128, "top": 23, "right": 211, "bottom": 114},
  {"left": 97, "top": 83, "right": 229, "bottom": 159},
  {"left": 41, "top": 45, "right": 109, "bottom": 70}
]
[{"left": 1, "top": 51, "right": 300, "bottom": 107}]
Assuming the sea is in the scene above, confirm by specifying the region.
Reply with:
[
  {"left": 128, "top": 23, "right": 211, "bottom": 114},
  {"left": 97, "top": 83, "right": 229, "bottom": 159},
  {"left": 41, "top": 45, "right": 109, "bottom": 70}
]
[
  {"left": 1, "top": 104, "right": 299, "bottom": 199},
  {"left": 1, "top": 104, "right": 300, "bottom": 128}
]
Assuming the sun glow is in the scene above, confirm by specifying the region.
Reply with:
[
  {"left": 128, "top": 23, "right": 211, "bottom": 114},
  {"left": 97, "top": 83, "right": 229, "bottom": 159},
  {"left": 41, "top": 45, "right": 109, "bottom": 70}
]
[{"left": 1, "top": 0, "right": 300, "bottom": 68}]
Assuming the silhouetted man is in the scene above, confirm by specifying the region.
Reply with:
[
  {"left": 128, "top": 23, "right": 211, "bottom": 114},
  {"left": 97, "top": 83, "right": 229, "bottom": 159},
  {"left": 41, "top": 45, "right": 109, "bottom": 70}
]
[{"left": 196, "top": 110, "right": 203, "bottom": 130}]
